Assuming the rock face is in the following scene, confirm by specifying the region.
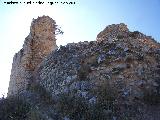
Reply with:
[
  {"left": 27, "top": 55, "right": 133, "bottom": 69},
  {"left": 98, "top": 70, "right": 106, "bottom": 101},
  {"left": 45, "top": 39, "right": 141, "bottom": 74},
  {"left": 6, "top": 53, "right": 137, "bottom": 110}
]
[
  {"left": 6, "top": 18, "right": 160, "bottom": 120},
  {"left": 96, "top": 23, "right": 129, "bottom": 42},
  {"left": 8, "top": 16, "right": 57, "bottom": 96},
  {"left": 36, "top": 23, "right": 160, "bottom": 102},
  {"left": 34, "top": 23, "right": 160, "bottom": 119}
]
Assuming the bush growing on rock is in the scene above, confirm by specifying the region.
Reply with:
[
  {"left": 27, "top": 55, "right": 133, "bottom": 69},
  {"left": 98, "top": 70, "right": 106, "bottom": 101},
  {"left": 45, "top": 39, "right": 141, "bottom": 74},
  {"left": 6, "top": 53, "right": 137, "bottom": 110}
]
[
  {"left": 28, "top": 83, "right": 54, "bottom": 104},
  {"left": 0, "top": 97, "right": 30, "bottom": 120},
  {"left": 55, "top": 91, "right": 118, "bottom": 120},
  {"left": 77, "top": 61, "right": 91, "bottom": 80},
  {"left": 129, "top": 31, "right": 140, "bottom": 38},
  {"left": 117, "top": 34, "right": 125, "bottom": 39},
  {"left": 142, "top": 87, "right": 160, "bottom": 105}
]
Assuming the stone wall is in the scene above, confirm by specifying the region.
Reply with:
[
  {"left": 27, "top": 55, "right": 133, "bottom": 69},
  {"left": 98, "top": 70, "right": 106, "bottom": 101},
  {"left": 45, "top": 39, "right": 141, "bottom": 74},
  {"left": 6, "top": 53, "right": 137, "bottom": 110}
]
[
  {"left": 6, "top": 18, "right": 160, "bottom": 119},
  {"left": 8, "top": 16, "right": 57, "bottom": 96},
  {"left": 96, "top": 23, "right": 129, "bottom": 42},
  {"left": 35, "top": 23, "right": 160, "bottom": 104}
]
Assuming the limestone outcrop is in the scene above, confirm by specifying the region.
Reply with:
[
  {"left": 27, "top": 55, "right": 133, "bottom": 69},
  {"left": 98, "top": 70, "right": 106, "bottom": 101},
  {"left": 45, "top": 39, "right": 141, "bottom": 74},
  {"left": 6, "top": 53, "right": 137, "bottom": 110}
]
[
  {"left": 96, "top": 23, "right": 129, "bottom": 42},
  {"left": 8, "top": 16, "right": 57, "bottom": 96},
  {"left": 34, "top": 23, "right": 160, "bottom": 119},
  {"left": 5, "top": 17, "right": 160, "bottom": 120}
]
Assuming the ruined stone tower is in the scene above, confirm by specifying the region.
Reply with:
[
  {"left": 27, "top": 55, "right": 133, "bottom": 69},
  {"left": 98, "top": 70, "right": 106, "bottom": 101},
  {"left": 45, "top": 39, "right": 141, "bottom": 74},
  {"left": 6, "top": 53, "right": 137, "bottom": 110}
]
[{"left": 8, "top": 16, "right": 57, "bottom": 96}]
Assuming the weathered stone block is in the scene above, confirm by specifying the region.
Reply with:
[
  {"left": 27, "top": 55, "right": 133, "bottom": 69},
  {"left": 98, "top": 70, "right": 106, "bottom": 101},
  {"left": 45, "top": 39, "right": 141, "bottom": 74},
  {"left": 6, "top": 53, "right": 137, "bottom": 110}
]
[{"left": 8, "top": 16, "right": 57, "bottom": 96}]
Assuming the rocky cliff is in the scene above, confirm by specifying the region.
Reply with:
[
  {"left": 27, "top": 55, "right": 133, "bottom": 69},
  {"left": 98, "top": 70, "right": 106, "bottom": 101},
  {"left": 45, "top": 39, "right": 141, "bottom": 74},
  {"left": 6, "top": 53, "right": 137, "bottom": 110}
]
[
  {"left": 8, "top": 16, "right": 57, "bottom": 96},
  {"left": 5, "top": 16, "right": 160, "bottom": 120}
]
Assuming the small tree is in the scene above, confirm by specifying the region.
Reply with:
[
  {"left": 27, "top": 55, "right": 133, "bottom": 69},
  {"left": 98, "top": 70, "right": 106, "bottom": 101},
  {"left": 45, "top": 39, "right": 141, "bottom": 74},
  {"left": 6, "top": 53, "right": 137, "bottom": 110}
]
[{"left": 55, "top": 25, "right": 64, "bottom": 35}]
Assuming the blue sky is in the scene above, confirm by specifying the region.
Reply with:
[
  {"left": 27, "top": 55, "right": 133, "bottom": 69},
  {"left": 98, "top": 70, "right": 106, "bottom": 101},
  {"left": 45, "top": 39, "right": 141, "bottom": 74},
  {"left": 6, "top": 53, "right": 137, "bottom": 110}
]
[{"left": 0, "top": 0, "right": 160, "bottom": 97}]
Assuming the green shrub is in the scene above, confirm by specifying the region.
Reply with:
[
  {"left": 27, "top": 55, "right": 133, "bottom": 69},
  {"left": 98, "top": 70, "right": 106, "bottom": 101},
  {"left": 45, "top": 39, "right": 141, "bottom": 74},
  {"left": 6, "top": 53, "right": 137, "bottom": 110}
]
[
  {"left": 56, "top": 93, "right": 88, "bottom": 119},
  {"left": 28, "top": 108, "right": 42, "bottom": 120},
  {"left": 129, "top": 31, "right": 140, "bottom": 38},
  {"left": 28, "top": 83, "right": 54, "bottom": 104},
  {"left": 0, "top": 97, "right": 30, "bottom": 120},
  {"left": 125, "top": 55, "right": 134, "bottom": 63},
  {"left": 143, "top": 89, "right": 160, "bottom": 105},
  {"left": 55, "top": 92, "right": 118, "bottom": 120},
  {"left": 136, "top": 53, "right": 144, "bottom": 61},
  {"left": 117, "top": 34, "right": 125, "bottom": 39},
  {"left": 92, "top": 80, "right": 117, "bottom": 104},
  {"left": 104, "top": 56, "right": 116, "bottom": 65},
  {"left": 77, "top": 64, "right": 91, "bottom": 80},
  {"left": 90, "top": 80, "right": 119, "bottom": 118}
]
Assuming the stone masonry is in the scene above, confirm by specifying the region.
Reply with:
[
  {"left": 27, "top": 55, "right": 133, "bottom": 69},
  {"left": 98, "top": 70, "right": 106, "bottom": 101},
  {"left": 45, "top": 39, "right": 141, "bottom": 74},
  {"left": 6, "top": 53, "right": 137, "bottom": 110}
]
[
  {"left": 6, "top": 16, "right": 160, "bottom": 119},
  {"left": 8, "top": 16, "right": 57, "bottom": 96}
]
